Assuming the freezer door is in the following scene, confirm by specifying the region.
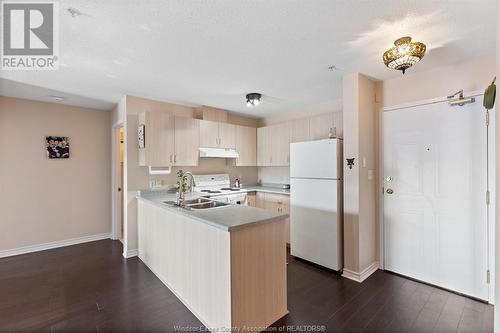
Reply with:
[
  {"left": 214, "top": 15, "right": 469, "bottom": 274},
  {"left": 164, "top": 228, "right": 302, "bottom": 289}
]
[
  {"left": 290, "top": 178, "right": 343, "bottom": 270},
  {"left": 290, "top": 139, "right": 340, "bottom": 179}
]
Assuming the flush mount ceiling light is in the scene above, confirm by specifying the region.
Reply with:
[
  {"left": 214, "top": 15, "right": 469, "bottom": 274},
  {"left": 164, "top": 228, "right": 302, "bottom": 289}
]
[
  {"left": 383, "top": 36, "right": 426, "bottom": 74},
  {"left": 246, "top": 93, "right": 261, "bottom": 107}
]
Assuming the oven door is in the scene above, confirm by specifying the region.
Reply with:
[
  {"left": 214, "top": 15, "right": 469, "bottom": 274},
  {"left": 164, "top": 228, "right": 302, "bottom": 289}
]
[{"left": 227, "top": 194, "right": 248, "bottom": 206}]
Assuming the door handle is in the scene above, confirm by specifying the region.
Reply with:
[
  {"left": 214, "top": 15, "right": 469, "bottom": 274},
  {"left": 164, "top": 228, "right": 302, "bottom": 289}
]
[{"left": 386, "top": 188, "right": 394, "bottom": 194}]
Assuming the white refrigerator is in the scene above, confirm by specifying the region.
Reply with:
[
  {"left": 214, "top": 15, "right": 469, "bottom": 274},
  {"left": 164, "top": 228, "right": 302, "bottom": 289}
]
[{"left": 290, "top": 139, "right": 343, "bottom": 271}]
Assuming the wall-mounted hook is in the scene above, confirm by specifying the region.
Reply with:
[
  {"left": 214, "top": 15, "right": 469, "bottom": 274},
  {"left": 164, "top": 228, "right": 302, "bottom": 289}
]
[{"left": 346, "top": 158, "right": 355, "bottom": 169}]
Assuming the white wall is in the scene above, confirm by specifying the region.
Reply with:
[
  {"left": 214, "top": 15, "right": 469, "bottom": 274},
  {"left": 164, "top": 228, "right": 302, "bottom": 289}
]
[
  {"left": 380, "top": 54, "right": 495, "bottom": 107},
  {"left": 342, "top": 73, "right": 378, "bottom": 274},
  {"left": 0, "top": 97, "right": 112, "bottom": 252},
  {"left": 257, "top": 167, "right": 290, "bottom": 184},
  {"left": 260, "top": 100, "right": 342, "bottom": 126}
]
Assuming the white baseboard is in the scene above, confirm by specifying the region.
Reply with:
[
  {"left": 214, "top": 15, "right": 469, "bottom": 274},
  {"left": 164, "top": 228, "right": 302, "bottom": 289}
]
[
  {"left": 342, "top": 261, "right": 379, "bottom": 283},
  {"left": 123, "top": 248, "right": 138, "bottom": 258},
  {"left": 0, "top": 233, "right": 111, "bottom": 259}
]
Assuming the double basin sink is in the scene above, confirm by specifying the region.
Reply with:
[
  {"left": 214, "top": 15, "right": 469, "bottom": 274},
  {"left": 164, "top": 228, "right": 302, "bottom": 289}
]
[{"left": 164, "top": 197, "right": 229, "bottom": 210}]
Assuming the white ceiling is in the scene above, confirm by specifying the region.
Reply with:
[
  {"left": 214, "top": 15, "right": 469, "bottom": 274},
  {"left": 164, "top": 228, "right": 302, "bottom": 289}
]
[{"left": 0, "top": 0, "right": 495, "bottom": 116}]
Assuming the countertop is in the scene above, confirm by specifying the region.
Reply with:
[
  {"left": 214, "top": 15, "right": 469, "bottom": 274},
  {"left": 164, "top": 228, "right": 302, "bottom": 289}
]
[
  {"left": 137, "top": 190, "right": 288, "bottom": 232},
  {"left": 243, "top": 184, "right": 290, "bottom": 195}
]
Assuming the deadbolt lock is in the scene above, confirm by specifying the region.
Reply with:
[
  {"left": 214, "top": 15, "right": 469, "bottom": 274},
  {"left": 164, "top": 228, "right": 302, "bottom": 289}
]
[{"left": 386, "top": 188, "right": 394, "bottom": 194}]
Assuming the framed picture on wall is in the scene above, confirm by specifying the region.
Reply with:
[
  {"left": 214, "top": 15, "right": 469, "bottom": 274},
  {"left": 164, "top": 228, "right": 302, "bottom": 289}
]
[
  {"left": 138, "top": 124, "right": 145, "bottom": 148},
  {"left": 46, "top": 136, "right": 70, "bottom": 159}
]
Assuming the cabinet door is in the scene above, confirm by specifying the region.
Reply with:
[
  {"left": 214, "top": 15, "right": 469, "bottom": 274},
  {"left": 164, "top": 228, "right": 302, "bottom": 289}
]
[
  {"left": 247, "top": 192, "right": 256, "bottom": 207},
  {"left": 219, "top": 123, "right": 236, "bottom": 148},
  {"left": 256, "top": 192, "right": 266, "bottom": 208},
  {"left": 174, "top": 117, "right": 200, "bottom": 166},
  {"left": 235, "top": 125, "right": 256, "bottom": 166},
  {"left": 264, "top": 200, "right": 279, "bottom": 212},
  {"left": 290, "top": 118, "right": 310, "bottom": 143},
  {"left": 309, "top": 113, "right": 335, "bottom": 140},
  {"left": 270, "top": 123, "right": 290, "bottom": 166},
  {"left": 257, "top": 127, "right": 271, "bottom": 166},
  {"left": 140, "top": 112, "right": 175, "bottom": 166},
  {"left": 199, "top": 120, "right": 219, "bottom": 148}
]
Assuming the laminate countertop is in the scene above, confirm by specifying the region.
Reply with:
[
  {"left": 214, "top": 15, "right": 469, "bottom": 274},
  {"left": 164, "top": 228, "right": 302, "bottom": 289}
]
[
  {"left": 137, "top": 190, "right": 288, "bottom": 232},
  {"left": 243, "top": 184, "right": 290, "bottom": 195}
]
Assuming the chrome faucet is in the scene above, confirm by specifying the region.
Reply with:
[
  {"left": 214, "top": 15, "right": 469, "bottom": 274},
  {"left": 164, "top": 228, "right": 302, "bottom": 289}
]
[{"left": 176, "top": 171, "right": 195, "bottom": 206}]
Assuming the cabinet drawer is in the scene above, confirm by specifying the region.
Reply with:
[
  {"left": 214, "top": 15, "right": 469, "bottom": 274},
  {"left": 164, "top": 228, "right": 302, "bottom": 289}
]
[{"left": 263, "top": 193, "right": 290, "bottom": 205}]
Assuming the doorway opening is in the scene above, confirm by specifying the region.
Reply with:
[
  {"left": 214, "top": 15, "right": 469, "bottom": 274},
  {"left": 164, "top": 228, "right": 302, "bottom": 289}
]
[
  {"left": 112, "top": 124, "right": 126, "bottom": 246},
  {"left": 119, "top": 127, "right": 125, "bottom": 243}
]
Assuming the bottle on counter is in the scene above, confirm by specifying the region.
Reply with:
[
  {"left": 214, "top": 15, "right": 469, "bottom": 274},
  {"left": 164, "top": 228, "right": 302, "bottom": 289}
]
[{"left": 235, "top": 178, "right": 241, "bottom": 188}]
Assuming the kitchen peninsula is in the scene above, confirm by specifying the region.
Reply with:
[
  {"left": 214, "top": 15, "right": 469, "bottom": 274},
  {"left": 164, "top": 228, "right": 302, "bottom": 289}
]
[{"left": 137, "top": 190, "right": 289, "bottom": 332}]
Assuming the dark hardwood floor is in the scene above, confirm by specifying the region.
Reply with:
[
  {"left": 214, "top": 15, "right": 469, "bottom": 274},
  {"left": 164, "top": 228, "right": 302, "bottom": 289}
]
[{"left": 0, "top": 240, "right": 493, "bottom": 332}]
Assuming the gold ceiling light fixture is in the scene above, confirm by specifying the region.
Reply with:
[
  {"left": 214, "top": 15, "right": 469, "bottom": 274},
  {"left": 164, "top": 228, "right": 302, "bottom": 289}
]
[{"left": 383, "top": 36, "right": 426, "bottom": 74}]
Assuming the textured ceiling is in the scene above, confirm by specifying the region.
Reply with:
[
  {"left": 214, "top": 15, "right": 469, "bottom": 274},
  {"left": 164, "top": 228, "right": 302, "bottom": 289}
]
[{"left": 0, "top": 0, "right": 495, "bottom": 115}]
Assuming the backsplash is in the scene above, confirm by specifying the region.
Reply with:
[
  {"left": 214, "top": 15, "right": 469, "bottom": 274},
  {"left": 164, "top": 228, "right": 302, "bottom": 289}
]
[
  {"left": 135, "top": 158, "right": 258, "bottom": 191},
  {"left": 258, "top": 167, "right": 290, "bottom": 184}
]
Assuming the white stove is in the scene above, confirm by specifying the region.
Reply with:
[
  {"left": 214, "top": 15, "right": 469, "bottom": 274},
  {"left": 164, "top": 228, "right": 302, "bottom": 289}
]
[{"left": 192, "top": 174, "right": 248, "bottom": 205}]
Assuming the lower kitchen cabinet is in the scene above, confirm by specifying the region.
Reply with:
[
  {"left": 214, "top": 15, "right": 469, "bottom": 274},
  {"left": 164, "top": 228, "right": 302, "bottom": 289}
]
[
  {"left": 252, "top": 192, "right": 290, "bottom": 243},
  {"left": 247, "top": 191, "right": 256, "bottom": 207}
]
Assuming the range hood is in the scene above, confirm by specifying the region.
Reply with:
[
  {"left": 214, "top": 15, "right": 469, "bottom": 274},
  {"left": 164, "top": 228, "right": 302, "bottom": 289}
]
[{"left": 199, "top": 147, "right": 239, "bottom": 159}]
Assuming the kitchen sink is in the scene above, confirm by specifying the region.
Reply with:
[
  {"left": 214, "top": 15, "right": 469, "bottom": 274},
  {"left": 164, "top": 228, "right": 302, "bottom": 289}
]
[
  {"left": 187, "top": 201, "right": 228, "bottom": 209},
  {"left": 183, "top": 198, "right": 213, "bottom": 205},
  {"left": 163, "top": 197, "right": 228, "bottom": 210}
]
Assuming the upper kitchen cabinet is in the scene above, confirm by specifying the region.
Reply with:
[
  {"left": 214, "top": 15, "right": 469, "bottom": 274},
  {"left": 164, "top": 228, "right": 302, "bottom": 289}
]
[
  {"left": 257, "top": 126, "right": 271, "bottom": 166},
  {"left": 272, "top": 122, "right": 291, "bottom": 166},
  {"left": 219, "top": 123, "right": 236, "bottom": 148},
  {"left": 138, "top": 112, "right": 175, "bottom": 167},
  {"left": 138, "top": 112, "right": 199, "bottom": 167},
  {"left": 290, "top": 118, "right": 310, "bottom": 143},
  {"left": 199, "top": 120, "right": 236, "bottom": 148},
  {"left": 309, "top": 113, "right": 337, "bottom": 140},
  {"left": 199, "top": 120, "right": 219, "bottom": 148},
  {"left": 174, "top": 116, "right": 200, "bottom": 166},
  {"left": 257, "top": 123, "right": 290, "bottom": 166},
  {"left": 235, "top": 125, "right": 256, "bottom": 166}
]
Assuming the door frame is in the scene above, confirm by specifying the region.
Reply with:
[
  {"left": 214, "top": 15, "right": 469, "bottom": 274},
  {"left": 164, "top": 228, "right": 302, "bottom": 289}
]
[
  {"left": 378, "top": 90, "right": 495, "bottom": 303},
  {"left": 111, "top": 121, "right": 127, "bottom": 243}
]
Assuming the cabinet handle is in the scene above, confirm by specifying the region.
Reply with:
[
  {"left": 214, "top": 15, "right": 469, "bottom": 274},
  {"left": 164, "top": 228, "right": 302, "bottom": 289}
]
[
  {"left": 170, "top": 154, "right": 173, "bottom": 163},
  {"left": 174, "top": 155, "right": 177, "bottom": 163}
]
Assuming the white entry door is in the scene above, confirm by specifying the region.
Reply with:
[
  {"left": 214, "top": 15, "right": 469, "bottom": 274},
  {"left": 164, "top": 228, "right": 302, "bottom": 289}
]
[{"left": 383, "top": 95, "right": 494, "bottom": 301}]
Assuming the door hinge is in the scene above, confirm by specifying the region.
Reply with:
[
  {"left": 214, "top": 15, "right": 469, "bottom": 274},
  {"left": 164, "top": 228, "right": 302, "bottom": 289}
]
[
  {"left": 487, "top": 270, "right": 490, "bottom": 284},
  {"left": 486, "top": 110, "right": 490, "bottom": 127},
  {"left": 486, "top": 191, "right": 490, "bottom": 205}
]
